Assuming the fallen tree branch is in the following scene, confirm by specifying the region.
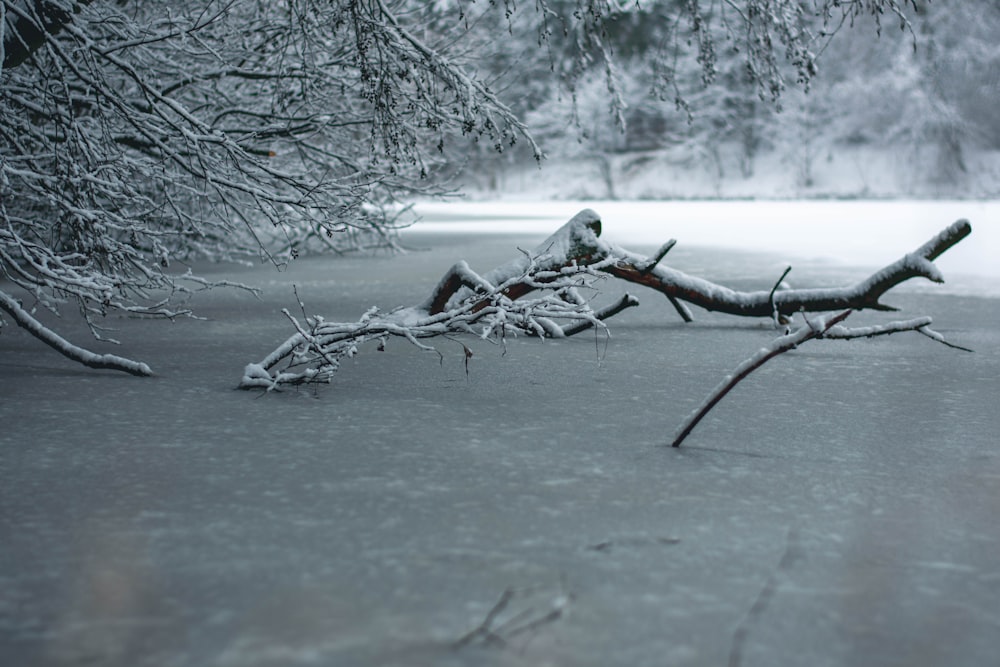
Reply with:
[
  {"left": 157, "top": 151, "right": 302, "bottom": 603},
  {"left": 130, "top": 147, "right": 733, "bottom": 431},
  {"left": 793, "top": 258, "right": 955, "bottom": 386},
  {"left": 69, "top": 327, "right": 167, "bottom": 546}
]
[
  {"left": 240, "top": 218, "right": 616, "bottom": 389},
  {"left": 414, "top": 211, "right": 971, "bottom": 322},
  {"left": 241, "top": 210, "right": 972, "bottom": 389},
  {"left": 422, "top": 210, "right": 605, "bottom": 315},
  {"left": 670, "top": 310, "right": 972, "bottom": 448},
  {"left": 595, "top": 219, "right": 971, "bottom": 318}
]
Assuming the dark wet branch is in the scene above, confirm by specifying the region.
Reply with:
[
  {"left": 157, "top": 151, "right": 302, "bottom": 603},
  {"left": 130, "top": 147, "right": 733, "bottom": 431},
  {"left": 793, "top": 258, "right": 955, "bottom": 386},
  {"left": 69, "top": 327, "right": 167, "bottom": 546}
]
[{"left": 670, "top": 310, "right": 972, "bottom": 448}]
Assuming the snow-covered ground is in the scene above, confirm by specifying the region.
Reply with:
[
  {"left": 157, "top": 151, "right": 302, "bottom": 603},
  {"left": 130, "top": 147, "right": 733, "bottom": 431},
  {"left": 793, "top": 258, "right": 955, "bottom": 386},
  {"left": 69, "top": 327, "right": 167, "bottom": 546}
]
[
  {"left": 458, "top": 147, "right": 1000, "bottom": 201},
  {"left": 2, "top": 202, "right": 999, "bottom": 667}
]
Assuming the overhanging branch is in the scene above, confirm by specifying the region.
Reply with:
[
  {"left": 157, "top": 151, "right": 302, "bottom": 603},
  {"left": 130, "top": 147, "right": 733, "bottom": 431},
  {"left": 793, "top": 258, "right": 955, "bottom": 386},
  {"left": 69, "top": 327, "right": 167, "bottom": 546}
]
[{"left": 0, "top": 289, "right": 153, "bottom": 376}]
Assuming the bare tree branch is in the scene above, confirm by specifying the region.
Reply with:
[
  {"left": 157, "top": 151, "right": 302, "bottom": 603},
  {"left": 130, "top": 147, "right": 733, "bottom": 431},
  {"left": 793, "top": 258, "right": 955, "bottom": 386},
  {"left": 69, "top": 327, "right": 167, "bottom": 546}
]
[
  {"left": 241, "top": 210, "right": 972, "bottom": 390},
  {"left": 596, "top": 220, "right": 972, "bottom": 318},
  {"left": 670, "top": 310, "right": 853, "bottom": 448},
  {"left": 670, "top": 310, "right": 971, "bottom": 448},
  {"left": 0, "top": 288, "right": 153, "bottom": 376}
]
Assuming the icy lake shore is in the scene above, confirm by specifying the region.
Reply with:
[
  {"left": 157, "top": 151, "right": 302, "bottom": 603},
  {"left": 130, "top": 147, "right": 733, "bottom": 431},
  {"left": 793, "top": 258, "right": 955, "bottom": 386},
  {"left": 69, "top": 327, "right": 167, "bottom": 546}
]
[{"left": 2, "top": 203, "right": 1000, "bottom": 666}]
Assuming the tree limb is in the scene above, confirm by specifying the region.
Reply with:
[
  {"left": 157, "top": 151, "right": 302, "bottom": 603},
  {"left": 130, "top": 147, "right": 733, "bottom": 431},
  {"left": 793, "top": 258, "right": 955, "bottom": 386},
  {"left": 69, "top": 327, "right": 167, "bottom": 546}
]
[
  {"left": 670, "top": 310, "right": 853, "bottom": 448},
  {"left": 241, "top": 211, "right": 972, "bottom": 390},
  {"left": 0, "top": 289, "right": 153, "bottom": 376},
  {"left": 594, "top": 220, "right": 972, "bottom": 318},
  {"left": 240, "top": 214, "right": 613, "bottom": 389},
  {"left": 420, "top": 211, "right": 971, "bottom": 324},
  {"left": 670, "top": 310, "right": 971, "bottom": 448}
]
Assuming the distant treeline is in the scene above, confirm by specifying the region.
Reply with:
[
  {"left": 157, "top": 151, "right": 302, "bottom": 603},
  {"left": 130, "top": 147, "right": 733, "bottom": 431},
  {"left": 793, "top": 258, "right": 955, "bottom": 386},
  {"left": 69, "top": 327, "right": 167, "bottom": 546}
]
[{"left": 447, "top": 0, "right": 999, "bottom": 195}]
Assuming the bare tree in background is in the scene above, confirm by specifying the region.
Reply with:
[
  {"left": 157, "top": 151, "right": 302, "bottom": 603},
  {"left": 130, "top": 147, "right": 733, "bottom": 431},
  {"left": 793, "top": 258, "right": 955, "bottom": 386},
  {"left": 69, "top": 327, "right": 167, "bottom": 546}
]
[
  {"left": 463, "top": 0, "right": 926, "bottom": 195},
  {"left": 1, "top": 0, "right": 919, "bottom": 375}
]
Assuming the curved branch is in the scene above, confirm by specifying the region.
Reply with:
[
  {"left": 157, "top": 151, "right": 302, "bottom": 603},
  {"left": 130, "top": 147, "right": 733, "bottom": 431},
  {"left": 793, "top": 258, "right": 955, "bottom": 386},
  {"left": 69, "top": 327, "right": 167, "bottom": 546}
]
[
  {"left": 670, "top": 310, "right": 852, "bottom": 448},
  {"left": 670, "top": 309, "right": 970, "bottom": 448},
  {"left": 0, "top": 289, "right": 153, "bottom": 376}
]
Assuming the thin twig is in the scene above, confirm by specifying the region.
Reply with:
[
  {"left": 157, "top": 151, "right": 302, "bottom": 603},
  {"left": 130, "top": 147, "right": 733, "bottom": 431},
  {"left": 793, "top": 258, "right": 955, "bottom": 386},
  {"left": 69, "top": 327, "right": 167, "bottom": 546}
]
[
  {"left": 768, "top": 265, "right": 792, "bottom": 326},
  {"left": 638, "top": 239, "right": 678, "bottom": 274},
  {"left": 454, "top": 588, "right": 515, "bottom": 648},
  {"left": 729, "top": 527, "right": 801, "bottom": 667},
  {"left": 453, "top": 584, "right": 572, "bottom": 651}
]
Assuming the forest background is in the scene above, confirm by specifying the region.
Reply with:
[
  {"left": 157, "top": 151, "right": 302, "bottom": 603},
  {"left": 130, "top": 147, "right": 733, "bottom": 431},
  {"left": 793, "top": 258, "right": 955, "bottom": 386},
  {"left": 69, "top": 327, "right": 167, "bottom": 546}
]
[{"left": 447, "top": 0, "right": 1000, "bottom": 200}]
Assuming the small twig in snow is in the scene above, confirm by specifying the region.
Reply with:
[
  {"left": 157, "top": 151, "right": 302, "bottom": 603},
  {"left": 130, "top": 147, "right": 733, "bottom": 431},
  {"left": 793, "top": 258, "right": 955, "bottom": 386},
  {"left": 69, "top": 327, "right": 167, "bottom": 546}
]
[
  {"left": 454, "top": 588, "right": 515, "bottom": 649},
  {"left": 638, "top": 239, "right": 677, "bottom": 275},
  {"left": 453, "top": 584, "right": 572, "bottom": 651}
]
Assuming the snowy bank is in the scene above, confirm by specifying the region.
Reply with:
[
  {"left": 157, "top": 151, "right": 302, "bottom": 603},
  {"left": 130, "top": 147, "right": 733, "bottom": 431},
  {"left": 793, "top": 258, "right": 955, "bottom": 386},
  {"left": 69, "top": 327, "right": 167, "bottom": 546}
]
[{"left": 457, "top": 146, "right": 1000, "bottom": 201}]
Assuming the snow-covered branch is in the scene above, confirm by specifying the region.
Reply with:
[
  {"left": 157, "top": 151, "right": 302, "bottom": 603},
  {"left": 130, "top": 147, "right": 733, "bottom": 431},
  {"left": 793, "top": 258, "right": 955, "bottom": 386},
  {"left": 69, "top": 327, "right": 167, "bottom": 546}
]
[
  {"left": 595, "top": 220, "right": 972, "bottom": 318},
  {"left": 0, "top": 289, "right": 152, "bottom": 376},
  {"left": 241, "top": 210, "right": 971, "bottom": 390},
  {"left": 670, "top": 310, "right": 971, "bottom": 448},
  {"left": 240, "top": 215, "right": 616, "bottom": 390}
]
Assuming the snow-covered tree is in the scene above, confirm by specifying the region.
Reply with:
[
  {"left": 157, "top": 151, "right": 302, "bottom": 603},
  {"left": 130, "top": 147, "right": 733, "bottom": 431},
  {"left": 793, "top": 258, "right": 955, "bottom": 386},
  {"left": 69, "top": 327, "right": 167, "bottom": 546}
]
[
  {"left": 1, "top": 0, "right": 921, "bottom": 375},
  {"left": 466, "top": 0, "right": 925, "bottom": 193},
  {"left": 0, "top": 0, "right": 534, "bottom": 372}
]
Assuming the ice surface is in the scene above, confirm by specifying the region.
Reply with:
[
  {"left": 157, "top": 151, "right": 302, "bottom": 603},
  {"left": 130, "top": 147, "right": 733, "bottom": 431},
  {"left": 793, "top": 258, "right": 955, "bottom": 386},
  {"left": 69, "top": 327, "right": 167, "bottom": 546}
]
[{"left": 2, "top": 203, "right": 1000, "bottom": 667}]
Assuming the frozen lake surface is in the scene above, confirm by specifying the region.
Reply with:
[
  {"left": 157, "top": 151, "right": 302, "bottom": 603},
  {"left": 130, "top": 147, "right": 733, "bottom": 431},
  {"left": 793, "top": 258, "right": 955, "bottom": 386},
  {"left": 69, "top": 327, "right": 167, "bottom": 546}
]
[{"left": 2, "top": 202, "right": 999, "bottom": 666}]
